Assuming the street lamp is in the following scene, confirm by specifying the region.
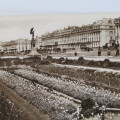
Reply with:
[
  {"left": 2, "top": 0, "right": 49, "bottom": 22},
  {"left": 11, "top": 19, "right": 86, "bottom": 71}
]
[{"left": 52, "top": 40, "right": 54, "bottom": 54}]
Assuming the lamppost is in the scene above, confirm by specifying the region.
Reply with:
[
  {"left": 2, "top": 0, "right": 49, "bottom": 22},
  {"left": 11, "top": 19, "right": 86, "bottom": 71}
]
[{"left": 52, "top": 40, "right": 54, "bottom": 54}]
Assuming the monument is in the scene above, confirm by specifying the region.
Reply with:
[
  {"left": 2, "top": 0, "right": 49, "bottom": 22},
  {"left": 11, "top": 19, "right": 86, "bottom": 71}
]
[{"left": 28, "top": 27, "right": 41, "bottom": 56}]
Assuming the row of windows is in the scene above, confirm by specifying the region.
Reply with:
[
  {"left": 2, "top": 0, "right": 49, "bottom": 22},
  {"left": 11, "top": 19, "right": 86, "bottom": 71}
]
[
  {"left": 62, "top": 42, "right": 100, "bottom": 48},
  {"left": 60, "top": 33, "right": 100, "bottom": 39},
  {"left": 63, "top": 37, "right": 100, "bottom": 43},
  {"left": 71, "top": 27, "right": 100, "bottom": 32},
  {"left": 44, "top": 32, "right": 100, "bottom": 40},
  {"left": 43, "top": 37, "right": 100, "bottom": 46},
  {"left": 18, "top": 45, "right": 31, "bottom": 51},
  {"left": 56, "top": 27, "right": 100, "bottom": 36},
  {"left": 53, "top": 34, "right": 100, "bottom": 40}
]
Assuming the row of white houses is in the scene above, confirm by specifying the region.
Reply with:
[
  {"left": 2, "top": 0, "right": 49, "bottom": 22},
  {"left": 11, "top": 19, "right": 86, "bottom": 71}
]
[
  {"left": 0, "top": 36, "right": 42, "bottom": 53},
  {"left": 41, "top": 18, "right": 116, "bottom": 51}
]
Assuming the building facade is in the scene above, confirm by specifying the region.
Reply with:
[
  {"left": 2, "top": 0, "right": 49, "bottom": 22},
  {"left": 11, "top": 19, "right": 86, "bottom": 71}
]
[
  {"left": 41, "top": 18, "right": 116, "bottom": 52},
  {"left": 114, "top": 17, "right": 120, "bottom": 45},
  {"left": 17, "top": 38, "right": 31, "bottom": 52},
  {"left": 1, "top": 36, "right": 42, "bottom": 54},
  {"left": 2, "top": 40, "right": 18, "bottom": 53},
  {"left": 2, "top": 38, "right": 32, "bottom": 54},
  {"left": 36, "top": 36, "right": 42, "bottom": 49}
]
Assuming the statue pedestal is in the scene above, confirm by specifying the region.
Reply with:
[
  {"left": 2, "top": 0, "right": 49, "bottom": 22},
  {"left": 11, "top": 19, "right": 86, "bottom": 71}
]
[
  {"left": 28, "top": 47, "right": 41, "bottom": 57},
  {"left": 28, "top": 32, "right": 41, "bottom": 57}
]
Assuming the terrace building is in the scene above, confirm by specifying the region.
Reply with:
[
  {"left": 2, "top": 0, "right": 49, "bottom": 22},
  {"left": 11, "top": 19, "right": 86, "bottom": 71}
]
[
  {"left": 114, "top": 17, "right": 120, "bottom": 45},
  {"left": 36, "top": 36, "right": 42, "bottom": 49},
  {"left": 2, "top": 40, "right": 18, "bottom": 53},
  {"left": 2, "top": 38, "right": 32, "bottom": 54},
  {"left": 1, "top": 36, "right": 42, "bottom": 55},
  {"left": 17, "top": 38, "right": 31, "bottom": 52},
  {"left": 41, "top": 18, "right": 116, "bottom": 52}
]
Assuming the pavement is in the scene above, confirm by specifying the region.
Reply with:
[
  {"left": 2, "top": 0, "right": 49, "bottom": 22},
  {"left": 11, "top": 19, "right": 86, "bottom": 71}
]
[
  {"left": 51, "top": 50, "right": 120, "bottom": 62},
  {"left": 1, "top": 50, "right": 120, "bottom": 62}
]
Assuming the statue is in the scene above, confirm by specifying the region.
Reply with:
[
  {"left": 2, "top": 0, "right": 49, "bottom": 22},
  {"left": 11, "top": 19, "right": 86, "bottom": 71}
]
[
  {"left": 30, "top": 27, "right": 34, "bottom": 39},
  {"left": 28, "top": 27, "right": 40, "bottom": 57},
  {"left": 30, "top": 27, "right": 35, "bottom": 48}
]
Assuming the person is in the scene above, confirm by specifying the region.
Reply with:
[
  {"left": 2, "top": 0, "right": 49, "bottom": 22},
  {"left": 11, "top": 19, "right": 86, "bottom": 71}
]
[
  {"left": 116, "top": 48, "right": 119, "bottom": 56},
  {"left": 98, "top": 49, "right": 101, "bottom": 56},
  {"left": 88, "top": 47, "right": 90, "bottom": 52},
  {"left": 74, "top": 52, "right": 77, "bottom": 56},
  {"left": 107, "top": 49, "right": 111, "bottom": 56}
]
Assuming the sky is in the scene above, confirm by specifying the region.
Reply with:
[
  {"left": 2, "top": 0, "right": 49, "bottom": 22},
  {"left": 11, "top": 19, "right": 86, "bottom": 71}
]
[
  {"left": 0, "top": 0, "right": 120, "bottom": 42},
  {"left": 0, "top": 0, "right": 120, "bottom": 15},
  {"left": 0, "top": 13, "right": 120, "bottom": 42}
]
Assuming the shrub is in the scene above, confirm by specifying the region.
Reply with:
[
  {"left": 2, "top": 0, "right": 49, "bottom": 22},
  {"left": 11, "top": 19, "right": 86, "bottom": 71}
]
[
  {"left": 78, "top": 57, "right": 84, "bottom": 64},
  {"left": 66, "top": 104, "right": 76, "bottom": 114},
  {"left": 58, "top": 57, "right": 65, "bottom": 64},
  {"left": 87, "top": 60, "right": 95, "bottom": 66},
  {"left": 102, "top": 59, "right": 110, "bottom": 67},
  {"left": 46, "top": 55, "right": 53, "bottom": 61},
  {"left": 40, "top": 59, "right": 51, "bottom": 65},
  {"left": 81, "top": 98, "right": 95, "bottom": 110},
  {"left": 78, "top": 56, "right": 84, "bottom": 61}
]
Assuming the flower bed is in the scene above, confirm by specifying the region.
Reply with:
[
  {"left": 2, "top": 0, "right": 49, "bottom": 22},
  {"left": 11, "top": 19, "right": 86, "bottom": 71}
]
[
  {"left": 38, "top": 64, "right": 120, "bottom": 91},
  {"left": 13, "top": 68, "right": 120, "bottom": 108},
  {"left": 0, "top": 70, "right": 79, "bottom": 120}
]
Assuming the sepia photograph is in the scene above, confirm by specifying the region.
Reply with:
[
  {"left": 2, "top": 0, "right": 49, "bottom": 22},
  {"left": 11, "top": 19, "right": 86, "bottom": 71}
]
[{"left": 0, "top": 0, "right": 120, "bottom": 120}]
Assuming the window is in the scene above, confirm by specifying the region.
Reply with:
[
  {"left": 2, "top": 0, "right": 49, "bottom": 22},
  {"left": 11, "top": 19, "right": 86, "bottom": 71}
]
[
  {"left": 110, "top": 36, "right": 113, "bottom": 40},
  {"left": 55, "top": 42, "right": 58, "bottom": 46},
  {"left": 108, "top": 20, "right": 112, "bottom": 24},
  {"left": 109, "top": 31, "right": 113, "bottom": 35},
  {"left": 109, "top": 26, "right": 113, "bottom": 29}
]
